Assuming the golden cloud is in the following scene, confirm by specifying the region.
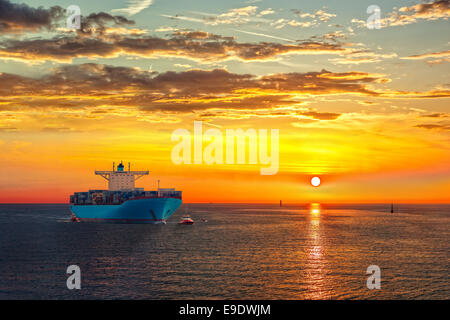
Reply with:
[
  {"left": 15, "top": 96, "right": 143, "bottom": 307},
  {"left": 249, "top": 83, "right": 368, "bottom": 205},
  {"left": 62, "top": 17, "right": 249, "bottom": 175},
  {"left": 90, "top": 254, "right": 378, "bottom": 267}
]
[{"left": 0, "top": 30, "right": 349, "bottom": 63}]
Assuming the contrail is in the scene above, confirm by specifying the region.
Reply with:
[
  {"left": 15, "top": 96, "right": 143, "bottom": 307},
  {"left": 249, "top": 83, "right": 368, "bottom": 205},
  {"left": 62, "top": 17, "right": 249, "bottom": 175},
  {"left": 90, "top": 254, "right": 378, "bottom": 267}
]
[
  {"left": 160, "top": 14, "right": 205, "bottom": 23},
  {"left": 232, "top": 29, "right": 295, "bottom": 43}
]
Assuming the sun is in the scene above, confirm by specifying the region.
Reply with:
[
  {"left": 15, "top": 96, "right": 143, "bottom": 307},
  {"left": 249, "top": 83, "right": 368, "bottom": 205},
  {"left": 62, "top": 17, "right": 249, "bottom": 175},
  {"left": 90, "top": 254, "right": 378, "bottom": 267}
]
[{"left": 311, "top": 176, "right": 321, "bottom": 187}]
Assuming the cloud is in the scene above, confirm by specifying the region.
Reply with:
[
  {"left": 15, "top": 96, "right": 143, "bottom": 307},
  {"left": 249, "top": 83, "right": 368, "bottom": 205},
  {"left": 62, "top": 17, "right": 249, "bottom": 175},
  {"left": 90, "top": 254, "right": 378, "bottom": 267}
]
[
  {"left": 270, "top": 18, "right": 316, "bottom": 29},
  {"left": 1, "top": 63, "right": 449, "bottom": 131},
  {"left": 196, "top": 108, "right": 341, "bottom": 121},
  {"left": 382, "top": 0, "right": 449, "bottom": 28},
  {"left": 75, "top": 12, "right": 135, "bottom": 37},
  {"left": 0, "top": 0, "right": 64, "bottom": 34},
  {"left": 399, "top": 0, "right": 449, "bottom": 18},
  {"left": 163, "top": 6, "right": 289, "bottom": 29},
  {"left": 401, "top": 49, "right": 450, "bottom": 65},
  {"left": 402, "top": 49, "right": 450, "bottom": 60},
  {"left": 0, "top": 63, "right": 447, "bottom": 124},
  {"left": 0, "top": 0, "right": 134, "bottom": 35},
  {"left": 200, "top": 6, "right": 261, "bottom": 25},
  {"left": 269, "top": 8, "right": 337, "bottom": 29},
  {"left": 0, "top": 126, "right": 17, "bottom": 132},
  {"left": 163, "top": 6, "right": 268, "bottom": 27},
  {"left": 174, "top": 63, "right": 192, "bottom": 68},
  {"left": 425, "top": 58, "right": 450, "bottom": 65},
  {"left": 155, "top": 26, "right": 178, "bottom": 32},
  {"left": 42, "top": 126, "right": 76, "bottom": 132},
  {"left": 259, "top": 8, "right": 275, "bottom": 16},
  {"left": 422, "top": 113, "right": 449, "bottom": 118},
  {"left": 0, "top": 64, "right": 389, "bottom": 113},
  {"left": 221, "top": 6, "right": 258, "bottom": 17},
  {"left": 0, "top": 30, "right": 349, "bottom": 63},
  {"left": 291, "top": 8, "right": 336, "bottom": 22},
  {"left": 330, "top": 50, "right": 398, "bottom": 65},
  {"left": 414, "top": 124, "right": 450, "bottom": 130},
  {"left": 111, "top": 0, "right": 153, "bottom": 16},
  {"left": 351, "top": 1, "right": 449, "bottom": 29},
  {"left": 301, "top": 111, "right": 341, "bottom": 120},
  {"left": 102, "top": 27, "right": 147, "bottom": 35}
]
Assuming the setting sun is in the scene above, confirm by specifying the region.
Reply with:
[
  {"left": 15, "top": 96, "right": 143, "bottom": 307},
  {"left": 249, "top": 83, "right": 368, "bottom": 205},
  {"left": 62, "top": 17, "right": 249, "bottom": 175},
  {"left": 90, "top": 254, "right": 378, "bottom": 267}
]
[{"left": 311, "top": 177, "right": 321, "bottom": 187}]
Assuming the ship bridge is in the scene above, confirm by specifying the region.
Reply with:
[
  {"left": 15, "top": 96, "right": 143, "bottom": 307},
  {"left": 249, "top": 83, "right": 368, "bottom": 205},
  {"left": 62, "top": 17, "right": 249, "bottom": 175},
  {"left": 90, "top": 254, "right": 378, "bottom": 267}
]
[{"left": 95, "top": 161, "right": 149, "bottom": 191}]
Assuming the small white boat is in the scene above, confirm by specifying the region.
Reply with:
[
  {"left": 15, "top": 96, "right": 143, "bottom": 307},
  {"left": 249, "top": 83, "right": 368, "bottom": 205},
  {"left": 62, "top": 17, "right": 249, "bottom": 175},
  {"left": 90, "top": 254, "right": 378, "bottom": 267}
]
[{"left": 179, "top": 215, "right": 194, "bottom": 225}]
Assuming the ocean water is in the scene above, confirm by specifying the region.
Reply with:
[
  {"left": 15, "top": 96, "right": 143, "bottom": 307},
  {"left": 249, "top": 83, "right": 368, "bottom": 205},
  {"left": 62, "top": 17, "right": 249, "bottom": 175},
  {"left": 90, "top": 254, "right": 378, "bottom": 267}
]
[{"left": 0, "top": 203, "right": 448, "bottom": 300}]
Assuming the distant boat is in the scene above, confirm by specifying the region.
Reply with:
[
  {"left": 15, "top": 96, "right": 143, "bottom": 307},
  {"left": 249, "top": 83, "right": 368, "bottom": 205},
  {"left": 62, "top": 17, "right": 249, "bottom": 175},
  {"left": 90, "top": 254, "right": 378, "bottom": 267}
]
[
  {"left": 200, "top": 218, "right": 208, "bottom": 223},
  {"left": 179, "top": 215, "right": 194, "bottom": 225}
]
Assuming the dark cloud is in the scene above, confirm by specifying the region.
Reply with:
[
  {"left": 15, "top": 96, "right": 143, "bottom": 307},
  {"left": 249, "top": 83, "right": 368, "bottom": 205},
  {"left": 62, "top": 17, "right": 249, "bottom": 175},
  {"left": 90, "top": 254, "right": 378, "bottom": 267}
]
[
  {"left": 422, "top": 113, "right": 449, "bottom": 118},
  {"left": 0, "top": 63, "right": 447, "bottom": 117},
  {"left": 0, "top": 63, "right": 448, "bottom": 125},
  {"left": 197, "top": 108, "right": 342, "bottom": 121},
  {"left": 0, "top": 0, "right": 133, "bottom": 35},
  {"left": 301, "top": 111, "right": 341, "bottom": 120},
  {"left": 0, "top": 0, "right": 347, "bottom": 63},
  {"left": 0, "top": 0, "right": 64, "bottom": 33},
  {"left": 384, "top": 0, "right": 450, "bottom": 27},
  {"left": 255, "top": 70, "right": 381, "bottom": 95},
  {"left": 0, "top": 29, "right": 347, "bottom": 62},
  {"left": 414, "top": 124, "right": 450, "bottom": 130},
  {"left": 0, "top": 63, "right": 391, "bottom": 115},
  {"left": 41, "top": 126, "right": 75, "bottom": 132},
  {"left": 77, "top": 12, "right": 135, "bottom": 36},
  {"left": 0, "top": 64, "right": 383, "bottom": 98},
  {"left": 407, "top": 0, "right": 449, "bottom": 16}
]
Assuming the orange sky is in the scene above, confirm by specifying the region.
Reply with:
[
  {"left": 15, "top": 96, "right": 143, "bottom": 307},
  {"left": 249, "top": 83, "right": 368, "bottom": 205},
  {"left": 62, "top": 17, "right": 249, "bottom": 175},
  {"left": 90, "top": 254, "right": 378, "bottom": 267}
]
[
  {"left": 1, "top": 116, "right": 449, "bottom": 203},
  {"left": 0, "top": 0, "right": 449, "bottom": 203}
]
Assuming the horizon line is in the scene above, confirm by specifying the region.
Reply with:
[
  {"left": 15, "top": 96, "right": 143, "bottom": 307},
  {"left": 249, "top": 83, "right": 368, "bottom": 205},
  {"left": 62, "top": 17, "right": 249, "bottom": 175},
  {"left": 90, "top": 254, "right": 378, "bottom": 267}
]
[{"left": 0, "top": 202, "right": 449, "bottom": 205}]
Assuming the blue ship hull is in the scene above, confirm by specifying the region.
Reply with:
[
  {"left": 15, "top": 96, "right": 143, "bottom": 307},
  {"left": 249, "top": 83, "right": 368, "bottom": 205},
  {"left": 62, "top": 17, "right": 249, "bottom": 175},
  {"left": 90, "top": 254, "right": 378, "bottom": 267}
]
[{"left": 70, "top": 198, "right": 182, "bottom": 224}]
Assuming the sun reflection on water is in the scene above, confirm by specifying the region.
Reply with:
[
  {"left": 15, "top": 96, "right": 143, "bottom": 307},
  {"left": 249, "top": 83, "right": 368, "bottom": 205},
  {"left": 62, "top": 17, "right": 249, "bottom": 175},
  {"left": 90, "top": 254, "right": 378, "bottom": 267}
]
[
  {"left": 310, "top": 203, "right": 321, "bottom": 216},
  {"left": 303, "top": 203, "right": 333, "bottom": 299}
]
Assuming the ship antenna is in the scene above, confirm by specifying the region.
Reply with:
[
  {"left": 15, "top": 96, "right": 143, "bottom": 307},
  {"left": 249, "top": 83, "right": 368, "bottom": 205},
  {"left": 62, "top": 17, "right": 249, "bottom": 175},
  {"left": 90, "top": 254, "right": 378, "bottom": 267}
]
[{"left": 157, "top": 179, "right": 160, "bottom": 197}]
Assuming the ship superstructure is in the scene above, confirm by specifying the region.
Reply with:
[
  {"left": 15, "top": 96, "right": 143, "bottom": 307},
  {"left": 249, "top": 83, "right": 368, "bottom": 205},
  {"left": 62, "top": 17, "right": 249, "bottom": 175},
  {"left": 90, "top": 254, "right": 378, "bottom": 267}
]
[
  {"left": 70, "top": 162, "right": 182, "bottom": 223},
  {"left": 95, "top": 161, "right": 148, "bottom": 191}
]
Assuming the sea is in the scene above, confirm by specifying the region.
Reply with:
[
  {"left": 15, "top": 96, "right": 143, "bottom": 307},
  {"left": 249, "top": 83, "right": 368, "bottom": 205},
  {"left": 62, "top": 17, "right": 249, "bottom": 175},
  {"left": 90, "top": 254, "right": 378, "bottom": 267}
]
[{"left": 0, "top": 203, "right": 448, "bottom": 299}]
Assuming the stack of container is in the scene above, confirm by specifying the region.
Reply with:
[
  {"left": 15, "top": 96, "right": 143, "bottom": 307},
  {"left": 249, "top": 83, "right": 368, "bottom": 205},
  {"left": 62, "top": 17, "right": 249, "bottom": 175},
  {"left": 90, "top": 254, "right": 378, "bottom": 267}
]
[{"left": 70, "top": 189, "right": 182, "bottom": 205}]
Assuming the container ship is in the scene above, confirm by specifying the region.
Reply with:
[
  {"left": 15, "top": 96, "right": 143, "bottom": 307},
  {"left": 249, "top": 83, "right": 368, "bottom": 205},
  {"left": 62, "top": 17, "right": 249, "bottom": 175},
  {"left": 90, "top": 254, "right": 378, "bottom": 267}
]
[{"left": 70, "top": 162, "right": 182, "bottom": 223}]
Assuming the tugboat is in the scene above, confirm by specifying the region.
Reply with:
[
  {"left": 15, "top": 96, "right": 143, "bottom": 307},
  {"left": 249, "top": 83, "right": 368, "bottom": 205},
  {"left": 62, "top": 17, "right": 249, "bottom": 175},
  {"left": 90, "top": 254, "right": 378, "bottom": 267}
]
[
  {"left": 179, "top": 215, "right": 194, "bottom": 225},
  {"left": 70, "top": 213, "right": 80, "bottom": 222}
]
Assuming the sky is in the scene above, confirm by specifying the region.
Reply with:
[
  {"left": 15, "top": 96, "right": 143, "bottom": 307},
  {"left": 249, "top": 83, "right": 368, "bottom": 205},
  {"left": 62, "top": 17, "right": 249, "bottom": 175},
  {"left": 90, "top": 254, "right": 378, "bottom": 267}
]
[{"left": 0, "top": 0, "right": 449, "bottom": 203}]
